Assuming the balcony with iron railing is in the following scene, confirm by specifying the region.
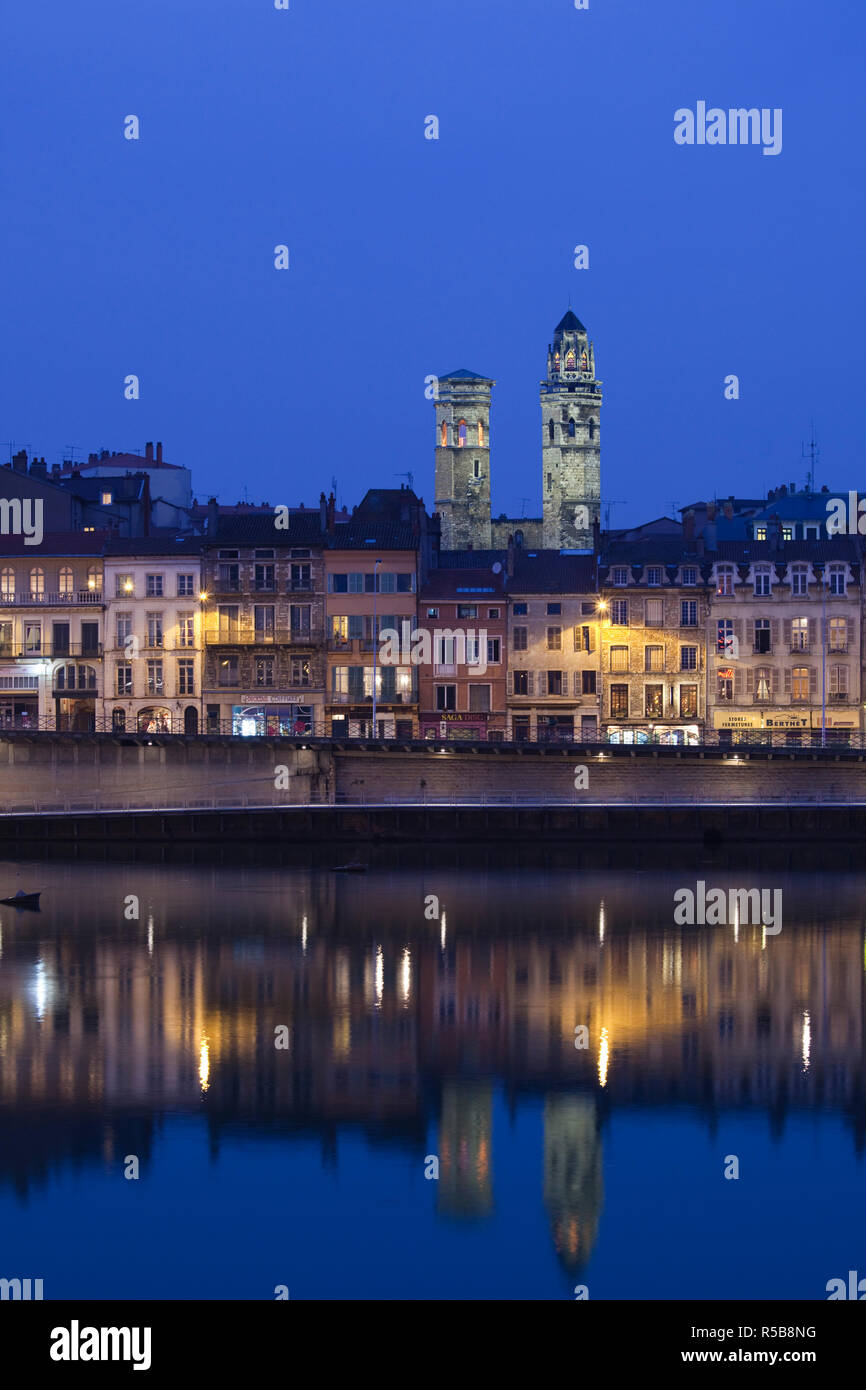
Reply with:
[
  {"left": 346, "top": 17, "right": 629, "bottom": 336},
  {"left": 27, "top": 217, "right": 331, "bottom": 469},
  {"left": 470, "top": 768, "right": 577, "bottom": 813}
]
[
  {"left": 204, "top": 627, "right": 315, "bottom": 646},
  {"left": 329, "top": 687, "right": 417, "bottom": 705},
  {"left": 328, "top": 637, "right": 375, "bottom": 652},
  {"left": 0, "top": 590, "right": 103, "bottom": 606},
  {"left": 0, "top": 641, "right": 103, "bottom": 659}
]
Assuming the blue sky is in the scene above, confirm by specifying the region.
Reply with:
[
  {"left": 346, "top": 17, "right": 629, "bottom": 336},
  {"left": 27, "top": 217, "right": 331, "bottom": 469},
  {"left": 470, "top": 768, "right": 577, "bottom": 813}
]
[{"left": 2, "top": 0, "right": 863, "bottom": 526}]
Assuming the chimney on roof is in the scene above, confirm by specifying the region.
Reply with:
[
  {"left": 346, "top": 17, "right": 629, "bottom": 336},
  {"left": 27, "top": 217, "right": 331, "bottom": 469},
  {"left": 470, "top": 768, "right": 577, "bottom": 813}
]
[
  {"left": 30, "top": 456, "right": 47, "bottom": 481},
  {"left": 156, "top": 441, "right": 163, "bottom": 464},
  {"left": 207, "top": 496, "right": 219, "bottom": 536},
  {"left": 326, "top": 492, "right": 336, "bottom": 531},
  {"left": 145, "top": 442, "right": 154, "bottom": 462},
  {"left": 89, "top": 452, "right": 98, "bottom": 464},
  {"left": 12, "top": 449, "right": 27, "bottom": 473},
  {"left": 706, "top": 501, "right": 717, "bottom": 522},
  {"left": 319, "top": 491, "right": 327, "bottom": 529}
]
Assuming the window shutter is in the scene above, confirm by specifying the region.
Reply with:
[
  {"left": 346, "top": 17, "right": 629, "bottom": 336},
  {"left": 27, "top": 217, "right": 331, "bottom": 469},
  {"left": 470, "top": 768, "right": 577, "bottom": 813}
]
[
  {"left": 769, "top": 666, "right": 777, "bottom": 699},
  {"left": 829, "top": 665, "right": 839, "bottom": 695},
  {"left": 587, "top": 625, "right": 596, "bottom": 653},
  {"left": 810, "top": 667, "right": 818, "bottom": 698},
  {"left": 788, "top": 619, "right": 795, "bottom": 645},
  {"left": 509, "top": 671, "right": 515, "bottom": 696},
  {"left": 573, "top": 670, "right": 581, "bottom": 697},
  {"left": 734, "top": 668, "right": 744, "bottom": 697},
  {"left": 783, "top": 667, "right": 791, "bottom": 694},
  {"left": 771, "top": 619, "right": 780, "bottom": 647},
  {"left": 527, "top": 672, "right": 535, "bottom": 696},
  {"left": 809, "top": 618, "right": 817, "bottom": 648},
  {"left": 734, "top": 619, "right": 744, "bottom": 643},
  {"left": 847, "top": 617, "right": 853, "bottom": 648}
]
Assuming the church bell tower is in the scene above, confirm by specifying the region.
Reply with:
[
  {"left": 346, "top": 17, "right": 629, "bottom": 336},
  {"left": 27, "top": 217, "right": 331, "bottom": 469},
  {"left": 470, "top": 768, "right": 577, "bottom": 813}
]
[{"left": 541, "top": 311, "right": 602, "bottom": 548}]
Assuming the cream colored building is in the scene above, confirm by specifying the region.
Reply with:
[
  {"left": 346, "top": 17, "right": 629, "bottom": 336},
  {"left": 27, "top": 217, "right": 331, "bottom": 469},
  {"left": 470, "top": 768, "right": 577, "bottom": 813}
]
[
  {"left": 102, "top": 540, "right": 204, "bottom": 734},
  {"left": 706, "top": 539, "right": 861, "bottom": 745}
]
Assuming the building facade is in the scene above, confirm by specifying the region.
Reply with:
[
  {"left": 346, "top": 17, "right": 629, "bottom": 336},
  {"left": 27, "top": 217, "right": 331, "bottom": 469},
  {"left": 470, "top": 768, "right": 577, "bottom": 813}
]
[
  {"left": 201, "top": 513, "right": 326, "bottom": 737},
  {"left": 706, "top": 538, "right": 862, "bottom": 745},
  {"left": 598, "top": 541, "right": 711, "bottom": 745},
  {"left": 0, "top": 534, "right": 105, "bottom": 731},
  {"left": 102, "top": 539, "right": 204, "bottom": 734},
  {"left": 417, "top": 558, "right": 508, "bottom": 741},
  {"left": 506, "top": 552, "right": 601, "bottom": 743}
]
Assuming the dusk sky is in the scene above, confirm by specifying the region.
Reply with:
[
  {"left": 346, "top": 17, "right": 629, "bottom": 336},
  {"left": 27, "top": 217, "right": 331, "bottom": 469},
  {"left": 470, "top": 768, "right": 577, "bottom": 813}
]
[{"left": 2, "top": 0, "right": 864, "bottom": 527}]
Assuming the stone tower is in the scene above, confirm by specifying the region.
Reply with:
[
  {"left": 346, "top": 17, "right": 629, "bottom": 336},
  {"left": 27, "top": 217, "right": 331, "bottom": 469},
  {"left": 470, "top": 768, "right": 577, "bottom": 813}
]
[
  {"left": 541, "top": 310, "right": 602, "bottom": 548},
  {"left": 434, "top": 369, "right": 494, "bottom": 549}
]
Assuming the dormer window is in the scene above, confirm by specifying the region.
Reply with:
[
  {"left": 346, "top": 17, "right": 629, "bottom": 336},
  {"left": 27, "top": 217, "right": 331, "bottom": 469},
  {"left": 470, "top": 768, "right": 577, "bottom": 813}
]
[
  {"left": 829, "top": 564, "right": 846, "bottom": 595},
  {"left": 716, "top": 565, "right": 734, "bottom": 596},
  {"left": 791, "top": 565, "right": 808, "bottom": 596},
  {"left": 612, "top": 567, "right": 629, "bottom": 586},
  {"left": 647, "top": 567, "right": 662, "bottom": 586},
  {"left": 754, "top": 566, "right": 771, "bottom": 596}
]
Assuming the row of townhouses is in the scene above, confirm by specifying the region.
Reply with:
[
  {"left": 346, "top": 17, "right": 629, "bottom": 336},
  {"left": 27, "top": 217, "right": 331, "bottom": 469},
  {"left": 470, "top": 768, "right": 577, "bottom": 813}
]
[{"left": 1, "top": 483, "right": 864, "bottom": 746}]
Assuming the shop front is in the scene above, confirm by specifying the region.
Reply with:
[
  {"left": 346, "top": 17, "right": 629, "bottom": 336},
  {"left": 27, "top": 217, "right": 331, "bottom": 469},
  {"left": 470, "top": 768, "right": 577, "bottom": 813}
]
[
  {"left": 0, "top": 672, "right": 40, "bottom": 729},
  {"left": 421, "top": 712, "right": 491, "bottom": 742},
  {"left": 233, "top": 701, "right": 312, "bottom": 737},
  {"left": 605, "top": 724, "right": 701, "bottom": 746},
  {"left": 713, "top": 709, "right": 854, "bottom": 746}
]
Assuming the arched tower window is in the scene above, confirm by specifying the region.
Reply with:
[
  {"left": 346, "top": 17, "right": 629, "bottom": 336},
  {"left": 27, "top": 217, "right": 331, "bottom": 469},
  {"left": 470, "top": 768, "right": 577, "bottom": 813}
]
[
  {"left": 581, "top": 350, "right": 588, "bottom": 370},
  {"left": 440, "top": 421, "right": 447, "bottom": 447},
  {"left": 477, "top": 421, "right": 485, "bottom": 446},
  {"left": 458, "top": 420, "right": 467, "bottom": 447},
  {"left": 553, "top": 352, "right": 560, "bottom": 373},
  {"left": 548, "top": 420, "right": 555, "bottom": 442},
  {"left": 514, "top": 530, "right": 524, "bottom": 548},
  {"left": 473, "top": 459, "right": 481, "bottom": 479},
  {"left": 589, "top": 418, "right": 595, "bottom": 440},
  {"left": 568, "top": 419, "right": 576, "bottom": 437},
  {"left": 565, "top": 349, "right": 576, "bottom": 371}
]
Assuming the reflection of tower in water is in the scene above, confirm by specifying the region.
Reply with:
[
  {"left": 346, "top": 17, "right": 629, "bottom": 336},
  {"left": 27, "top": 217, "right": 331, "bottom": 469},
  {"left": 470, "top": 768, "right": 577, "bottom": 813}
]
[
  {"left": 543, "top": 1095, "right": 603, "bottom": 1271},
  {"left": 437, "top": 1082, "right": 493, "bottom": 1217}
]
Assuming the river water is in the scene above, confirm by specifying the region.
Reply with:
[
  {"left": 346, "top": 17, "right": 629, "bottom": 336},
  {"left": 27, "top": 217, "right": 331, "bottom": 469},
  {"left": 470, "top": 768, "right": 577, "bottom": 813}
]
[{"left": 0, "top": 854, "right": 864, "bottom": 1300}]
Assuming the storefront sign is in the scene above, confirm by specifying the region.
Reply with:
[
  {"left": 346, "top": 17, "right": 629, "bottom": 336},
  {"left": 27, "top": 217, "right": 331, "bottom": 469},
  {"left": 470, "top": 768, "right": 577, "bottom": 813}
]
[{"left": 714, "top": 708, "right": 856, "bottom": 731}]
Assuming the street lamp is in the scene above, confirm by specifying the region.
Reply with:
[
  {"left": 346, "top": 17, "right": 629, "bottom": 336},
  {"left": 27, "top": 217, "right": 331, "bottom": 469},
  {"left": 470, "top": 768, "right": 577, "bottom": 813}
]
[
  {"left": 198, "top": 589, "right": 208, "bottom": 735},
  {"left": 371, "top": 558, "right": 382, "bottom": 738},
  {"left": 821, "top": 565, "right": 827, "bottom": 749}
]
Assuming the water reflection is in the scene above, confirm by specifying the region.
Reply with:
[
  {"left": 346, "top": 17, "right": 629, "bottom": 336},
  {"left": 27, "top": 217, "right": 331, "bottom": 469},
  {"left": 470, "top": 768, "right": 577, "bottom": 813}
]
[{"left": 0, "top": 859, "right": 864, "bottom": 1293}]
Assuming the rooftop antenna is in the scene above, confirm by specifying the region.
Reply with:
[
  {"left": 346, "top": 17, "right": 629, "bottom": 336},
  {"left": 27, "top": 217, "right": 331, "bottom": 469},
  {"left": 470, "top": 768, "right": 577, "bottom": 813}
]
[
  {"left": 518, "top": 497, "right": 532, "bottom": 517},
  {"left": 801, "top": 421, "right": 819, "bottom": 492},
  {"left": 601, "top": 498, "right": 627, "bottom": 530},
  {"left": 394, "top": 471, "right": 414, "bottom": 490}
]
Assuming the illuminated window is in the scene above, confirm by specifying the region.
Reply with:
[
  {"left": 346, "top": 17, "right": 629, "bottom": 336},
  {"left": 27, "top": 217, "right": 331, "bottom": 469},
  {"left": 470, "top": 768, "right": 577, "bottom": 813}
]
[
  {"left": 829, "top": 617, "right": 847, "bottom": 651},
  {"left": 101, "top": 491, "right": 112, "bottom": 505},
  {"left": 792, "top": 667, "right": 809, "bottom": 700},
  {"left": 755, "top": 526, "right": 767, "bottom": 540},
  {"left": 791, "top": 617, "right": 809, "bottom": 650},
  {"left": 0, "top": 567, "right": 14, "bottom": 597},
  {"left": 565, "top": 350, "right": 576, "bottom": 370},
  {"left": 716, "top": 565, "right": 734, "bottom": 596},
  {"left": 458, "top": 420, "right": 467, "bottom": 447},
  {"left": 440, "top": 421, "right": 447, "bottom": 447},
  {"left": 754, "top": 668, "right": 772, "bottom": 702},
  {"left": 478, "top": 421, "right": 485, "bottom": 446},
  {"left": 554, "top": 352, "right": 560, "bottom": 372},
  {"left": 581, "top": 351, "right": 588, "bottom": 370},
  {"left": 59, "top": 566, "right": 74, "bottom": 595},
  {"left": 30, "top": 567, "right": 44, "bottom": 597}
]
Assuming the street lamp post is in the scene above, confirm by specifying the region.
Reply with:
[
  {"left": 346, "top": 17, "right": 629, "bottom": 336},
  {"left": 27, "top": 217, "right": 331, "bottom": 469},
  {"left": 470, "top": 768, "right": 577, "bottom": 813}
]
[
  {"left": 371, "top": 558, "right": 382, "bottom": 738},
  {"left": 199, "top": 589, "right": 208, "bottom": 735}
]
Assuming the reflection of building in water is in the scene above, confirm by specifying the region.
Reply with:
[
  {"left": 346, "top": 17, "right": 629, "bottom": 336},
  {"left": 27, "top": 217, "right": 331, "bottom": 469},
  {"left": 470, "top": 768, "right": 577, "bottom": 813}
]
[
  {"left": 438, "top": 1082, "right": 493, "bottom": 1217},
  {"left": 543, "top": 1095, "right": 603, "bottom": 1270}
]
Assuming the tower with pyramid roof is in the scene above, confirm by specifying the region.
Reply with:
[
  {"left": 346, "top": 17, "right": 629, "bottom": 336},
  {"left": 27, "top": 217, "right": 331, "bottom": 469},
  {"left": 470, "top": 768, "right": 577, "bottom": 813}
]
[{"left": 541, "top": 310, "right": 602, "bottom": 548}]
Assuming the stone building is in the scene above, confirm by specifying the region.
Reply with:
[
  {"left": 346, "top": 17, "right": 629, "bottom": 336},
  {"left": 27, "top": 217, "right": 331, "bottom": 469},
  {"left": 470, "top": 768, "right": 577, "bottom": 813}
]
[
  {"left": 201, "top": 510, "right": 327, "bottom": 736},
  {"left": 102, "top": 537, "right": 204, "bottom": 735},
  {"left": 434, "top": 310, "right": 602, "bottom": 552},
  {"left": 0, "top": 533, "right": 106, "bottom": 730},
  {"left": 506, "top": 551, "right": 601, "bottom": 743},
  {"left": 417, "top": 555, "right": 508, "bottom": 741},
  {"left": 597, "top": 539, "right": 712, "bottom": 745},
  {"left": 705, "top": 535, "right": 862, "bottom": 745}
]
